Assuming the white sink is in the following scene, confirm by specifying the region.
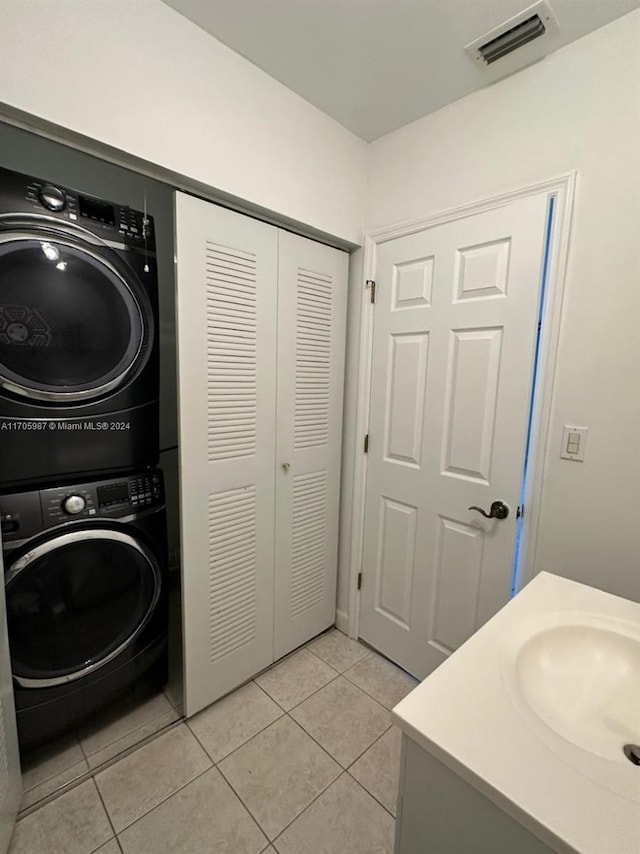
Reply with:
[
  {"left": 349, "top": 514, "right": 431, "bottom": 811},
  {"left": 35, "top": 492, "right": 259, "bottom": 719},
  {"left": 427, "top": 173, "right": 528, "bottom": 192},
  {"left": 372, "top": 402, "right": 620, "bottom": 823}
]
[
  {"left": 392, "top": 573, "right": 640, "bottom": 854},
  {"left": 515, "top": 622, "right": 640, "bottom": 760}
]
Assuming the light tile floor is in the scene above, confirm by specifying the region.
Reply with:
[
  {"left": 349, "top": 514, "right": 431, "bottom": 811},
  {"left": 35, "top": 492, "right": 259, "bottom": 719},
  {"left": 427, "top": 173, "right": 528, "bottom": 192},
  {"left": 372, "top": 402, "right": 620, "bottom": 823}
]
[
  {"left": 10, "top": 630, "right": 418, "bottom": 854},
  {"left": 20, "top": 581, "right": 185, "bottom": 813},
  {"left": 19, "top": 687, "right": 181, "bottom": 811}
]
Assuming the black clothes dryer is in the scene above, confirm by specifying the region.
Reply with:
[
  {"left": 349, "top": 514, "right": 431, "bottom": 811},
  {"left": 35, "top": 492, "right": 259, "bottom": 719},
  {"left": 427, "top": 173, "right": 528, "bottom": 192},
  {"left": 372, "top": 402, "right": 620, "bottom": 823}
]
[
  {"left": 0, "top": 469, "right": 168, "bottom": 750},
  {"left": 0, "top": 166, "right": 160, "bottom": 489}
]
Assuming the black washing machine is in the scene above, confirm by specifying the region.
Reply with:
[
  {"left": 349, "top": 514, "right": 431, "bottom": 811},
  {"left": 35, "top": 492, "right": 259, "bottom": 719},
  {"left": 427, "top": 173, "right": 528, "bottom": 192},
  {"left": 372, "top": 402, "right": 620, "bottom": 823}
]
[
  {"left": 0, "top": 469, "right": 168, "bottom": 750},
  {"left": 0, "top": 165, "right": 160, "bottom": 489}
]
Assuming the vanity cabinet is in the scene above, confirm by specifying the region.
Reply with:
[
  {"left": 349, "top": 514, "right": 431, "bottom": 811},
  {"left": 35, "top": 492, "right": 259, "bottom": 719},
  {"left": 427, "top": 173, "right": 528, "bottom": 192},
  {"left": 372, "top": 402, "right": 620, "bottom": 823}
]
[
  {"left": 396, "top": 737, "right": 556, "bottom": 854},
  {"left": 175, "top": 193, "right": 347, "bottom": 716}
]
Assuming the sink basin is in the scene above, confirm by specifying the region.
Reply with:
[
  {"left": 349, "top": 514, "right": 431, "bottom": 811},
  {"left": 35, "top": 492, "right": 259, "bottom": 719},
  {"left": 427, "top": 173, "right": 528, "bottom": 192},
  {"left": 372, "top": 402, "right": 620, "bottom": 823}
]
[
  {"left": 515, "top": 622, "right": 640, "bottom": 760},
  {"left": 394, "top": 574, "right": 640, "bottom": 852}
]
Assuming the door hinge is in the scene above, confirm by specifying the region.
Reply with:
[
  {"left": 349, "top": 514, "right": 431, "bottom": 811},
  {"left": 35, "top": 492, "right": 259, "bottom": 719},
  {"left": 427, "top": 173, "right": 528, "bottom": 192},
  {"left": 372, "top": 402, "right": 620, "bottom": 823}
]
[
  {"left": 366, "top": 279, "right": 376, "bottom": 304},
  {"left": 363, "top": 433, "right": 369, "bottom": 453},
  {"left": 516, "top": 505, "right": 524, "bottom": 519},
  {"left": 357, "top": 572, "right": 363, "bottom": 591}
]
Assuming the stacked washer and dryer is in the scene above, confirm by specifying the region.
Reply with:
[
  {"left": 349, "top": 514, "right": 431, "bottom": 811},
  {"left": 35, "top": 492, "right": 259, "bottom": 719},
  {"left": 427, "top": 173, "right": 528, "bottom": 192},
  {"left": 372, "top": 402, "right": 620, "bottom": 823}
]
[{"left": 0, "top": 166, "right": 169, "bottom": 749}]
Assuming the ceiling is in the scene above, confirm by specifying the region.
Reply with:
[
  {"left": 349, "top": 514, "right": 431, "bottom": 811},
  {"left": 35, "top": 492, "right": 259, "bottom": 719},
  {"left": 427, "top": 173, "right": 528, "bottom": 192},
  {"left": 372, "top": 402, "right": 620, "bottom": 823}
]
[{"left": 161, "top": 0, "right": 640, "bottom": 141}]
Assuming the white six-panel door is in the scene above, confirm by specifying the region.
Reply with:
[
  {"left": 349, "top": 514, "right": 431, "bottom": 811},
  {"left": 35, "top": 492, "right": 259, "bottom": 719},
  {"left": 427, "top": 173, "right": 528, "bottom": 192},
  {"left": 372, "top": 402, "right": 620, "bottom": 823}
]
[
  {"left": 175, "top": 193, "right": 278, "bottom": 716},
  {"left": 274, "top": 231, "right": 348, "bottom": 659},
  {"left": 359, "top": 193, "right": 550, "bottom": 679}
]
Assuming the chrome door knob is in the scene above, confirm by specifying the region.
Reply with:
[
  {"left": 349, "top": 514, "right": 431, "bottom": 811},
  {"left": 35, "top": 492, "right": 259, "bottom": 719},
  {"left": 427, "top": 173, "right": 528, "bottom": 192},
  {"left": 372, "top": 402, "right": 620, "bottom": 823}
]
[{"left": 468, "top": 500, "right": 509, "bottom": 520}]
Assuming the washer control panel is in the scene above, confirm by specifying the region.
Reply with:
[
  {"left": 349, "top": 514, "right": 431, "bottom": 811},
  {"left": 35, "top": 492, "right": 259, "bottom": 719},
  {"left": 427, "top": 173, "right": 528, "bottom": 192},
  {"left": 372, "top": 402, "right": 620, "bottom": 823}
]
[
  {"left": 127, "top": 473, "right": 162, "bottom": 511},
  {"left": 37, "top": 471, "right": 164, "bottom": 528},
  {"left": 0, "top": 471, "right": 164, "bottom": 541}
]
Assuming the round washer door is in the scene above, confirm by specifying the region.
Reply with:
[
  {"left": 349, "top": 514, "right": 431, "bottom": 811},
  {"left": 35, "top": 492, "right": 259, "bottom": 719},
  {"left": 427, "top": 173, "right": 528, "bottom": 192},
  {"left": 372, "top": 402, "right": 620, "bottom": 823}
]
[
  {"left": 5, "top": 529, "right": 162, "bottom": 688},
  {"left": 0, "top": 232, "right": 149, "bottom": 402}
]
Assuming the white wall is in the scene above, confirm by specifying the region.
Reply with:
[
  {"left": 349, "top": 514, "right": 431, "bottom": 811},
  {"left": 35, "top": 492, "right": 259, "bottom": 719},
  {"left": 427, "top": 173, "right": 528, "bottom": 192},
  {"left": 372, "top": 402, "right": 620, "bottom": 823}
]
[
  {"left": 338, "top": 10, "right": 640, "bottom": 615},
  {"left": 0, "top": 0, "right": 367, "bottom": 244}
]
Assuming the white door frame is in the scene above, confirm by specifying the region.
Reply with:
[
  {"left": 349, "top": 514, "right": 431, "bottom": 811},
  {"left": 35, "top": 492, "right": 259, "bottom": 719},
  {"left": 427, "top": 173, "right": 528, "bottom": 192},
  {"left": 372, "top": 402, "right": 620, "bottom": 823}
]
[{"left": 346, "top": 173, "right": 577, "bottom": 639}]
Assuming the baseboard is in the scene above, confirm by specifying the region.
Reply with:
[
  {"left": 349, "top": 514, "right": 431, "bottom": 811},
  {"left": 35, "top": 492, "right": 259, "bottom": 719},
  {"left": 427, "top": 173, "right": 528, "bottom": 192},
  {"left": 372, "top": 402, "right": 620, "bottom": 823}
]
[{"left": 335, "top": 609, "right": 349, "bottom": 634}]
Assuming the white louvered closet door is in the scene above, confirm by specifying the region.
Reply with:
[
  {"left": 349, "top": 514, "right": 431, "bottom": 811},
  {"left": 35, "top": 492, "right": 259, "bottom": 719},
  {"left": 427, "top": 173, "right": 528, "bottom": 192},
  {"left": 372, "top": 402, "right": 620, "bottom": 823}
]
[
  {"left": 274, "top": 231, "right": 348, "bottom": 659},
  {"left": 175, "top": 193, "right": 278, "bottom": 717}
]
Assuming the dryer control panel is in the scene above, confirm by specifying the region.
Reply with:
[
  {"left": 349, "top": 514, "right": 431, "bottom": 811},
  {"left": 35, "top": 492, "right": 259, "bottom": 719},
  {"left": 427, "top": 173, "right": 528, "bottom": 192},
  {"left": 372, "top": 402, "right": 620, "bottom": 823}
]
[{"left": 0, "top": 165, "right": 156, "bottom": 251}]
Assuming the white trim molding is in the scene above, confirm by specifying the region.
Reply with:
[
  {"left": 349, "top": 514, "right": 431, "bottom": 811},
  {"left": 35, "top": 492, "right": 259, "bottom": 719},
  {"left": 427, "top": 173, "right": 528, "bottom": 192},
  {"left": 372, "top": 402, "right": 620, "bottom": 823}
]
[
  {"left": 335, "top": 609, "right": 349, "bottom": 634},
  {"left": 346, "top": 173, "right": 577, "bottom": 638}
]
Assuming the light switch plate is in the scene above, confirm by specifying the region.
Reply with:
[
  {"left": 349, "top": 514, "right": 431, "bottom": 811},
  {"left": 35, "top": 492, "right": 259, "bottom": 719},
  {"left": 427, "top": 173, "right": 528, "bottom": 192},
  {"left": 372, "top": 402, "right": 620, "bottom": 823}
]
[{"left": 560, "top": 425, "right": 588, "bottom": 462}]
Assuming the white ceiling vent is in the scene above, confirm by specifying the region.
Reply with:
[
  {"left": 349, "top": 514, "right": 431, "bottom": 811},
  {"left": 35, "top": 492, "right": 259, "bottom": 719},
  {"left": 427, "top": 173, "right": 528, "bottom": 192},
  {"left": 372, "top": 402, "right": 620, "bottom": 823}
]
[{"left": 465, "top": 1, "right": 561, "bottom": 67}]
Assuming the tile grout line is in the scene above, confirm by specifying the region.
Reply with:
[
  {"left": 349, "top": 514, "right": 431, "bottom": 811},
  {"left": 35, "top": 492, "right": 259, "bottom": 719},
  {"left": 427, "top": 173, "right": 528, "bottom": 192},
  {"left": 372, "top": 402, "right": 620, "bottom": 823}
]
[
  {"left": 94, "top": 724, "right": 214, "bottom": 835},
  {"left": 21, "top": 745, "right": 88, "bottom": 796},
  {"left": 89, "top": 831, "right": 124, "bottom": 854},
  {"left": 183, "top": 674, "right": 295, "bottom": 764},
  {"left": 185, "top": 637, "right": 362, "bottom": 766},
  {"left": 218, "top": 739, "right": 343, "bottom": 847},
  {"left": 211, "top": 701, "right": 393, "bottom": 845},
  {"left": 18, "top": 717, "right": 187, "bottom": 819},
  {"left": 90, "top": 776, "right": 120, "bottom": 849},
  {"left": 209, "top": 698, "right": 342, "bottom": 844},
  {"left": 286, "top": 693, "right": 393, "bottom": 772},
  {"left": 346, "top": 718, "right": 396, "bottom": 772},
  {"left": 186, "top": 706, "right": 285, "bottom": 766},
  {"left": 268, "top": 769, "right": 380, "bottom": 849},
  {"left": 272, "top": 670, "right": 341, "bottom": 714},
  {"left": 304, "top": 636, "right": 372, "bottom": 673},
  {"left": 345, "top": 764, "right": 398, "bottom": 820},
  {"left": 265, "top": 766, "right": 397, "bottom": 850},
  {"left": 306, "top": 648, "right": 370, "bottom": 672},
  {"left": 258, "top": 644, "right": 408, "bottom": 823},
  {"left": 79, "top": 700, "right": 180, "bottom": 763},
  {"left": 85, "top": 709, "right": 183, "bottom": 768},
  {"left": 184, "top": 679, "right": 350, "bottom": 845},
  {"left": 202, "top": 644, "right": 398, "bottom": 796},
  {"left": 207, "top": 761, "right": 271, "bottom": 848},
  {"left": 108, "top": 663, "right": 346, "bottom": 845},
  {"left": 341, "top": 657, "right": 418, "bottom": 711},
  {"left": 255, "top": 651, "right": 341, "bottom": 710},
  {"left": 19, "top": 758, "right": 90, "bottom": 816},
  {"left": 111, "top": 762, "right": 215, "bottom": 839},
  {"left": 252, "top": 678, "right": 288, "bottom": 710}
]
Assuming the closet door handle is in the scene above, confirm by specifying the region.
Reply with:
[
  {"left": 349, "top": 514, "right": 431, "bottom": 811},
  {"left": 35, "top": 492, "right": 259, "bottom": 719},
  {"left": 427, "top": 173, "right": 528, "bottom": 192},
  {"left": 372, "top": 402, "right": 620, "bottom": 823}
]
[{"left": 282, "top": 462, "right": 291, "bottom": 472}]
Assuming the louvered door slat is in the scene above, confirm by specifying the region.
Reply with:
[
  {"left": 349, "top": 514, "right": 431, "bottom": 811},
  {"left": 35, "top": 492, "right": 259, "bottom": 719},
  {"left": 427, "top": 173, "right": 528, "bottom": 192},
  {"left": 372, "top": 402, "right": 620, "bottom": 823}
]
[
  {"left": 274, "top": 231, "right": 348, "bottom": 660},
  {"left": 176, "top": 192, "right": 277, "bottom": 717}
]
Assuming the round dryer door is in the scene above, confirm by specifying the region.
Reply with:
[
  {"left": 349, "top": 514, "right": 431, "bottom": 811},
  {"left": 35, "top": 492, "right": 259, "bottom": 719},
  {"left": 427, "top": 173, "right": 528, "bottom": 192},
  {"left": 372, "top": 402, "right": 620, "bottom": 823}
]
[
  {"left": 5, "top": 530, "right": 162, "bottom": 688},
  {"left": 0, "top": 233, "right": 148, "bottom": 402}
]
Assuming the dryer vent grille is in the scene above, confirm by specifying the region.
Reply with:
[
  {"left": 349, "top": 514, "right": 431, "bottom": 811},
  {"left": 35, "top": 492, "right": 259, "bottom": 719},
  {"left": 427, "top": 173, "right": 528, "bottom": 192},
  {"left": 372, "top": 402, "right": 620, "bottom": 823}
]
[{"left": 478, "top": 14, "right": 546, "bottom": 64}]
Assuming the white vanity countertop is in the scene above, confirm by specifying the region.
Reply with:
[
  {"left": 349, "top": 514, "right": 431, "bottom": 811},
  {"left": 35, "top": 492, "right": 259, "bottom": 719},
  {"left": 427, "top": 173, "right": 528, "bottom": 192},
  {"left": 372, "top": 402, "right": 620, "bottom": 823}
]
[{"left": 391, "top": 572, "right": 640, "bottom": 854}]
